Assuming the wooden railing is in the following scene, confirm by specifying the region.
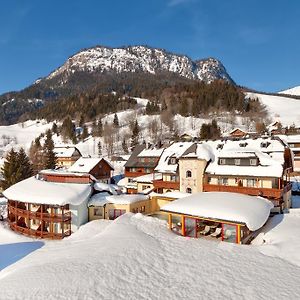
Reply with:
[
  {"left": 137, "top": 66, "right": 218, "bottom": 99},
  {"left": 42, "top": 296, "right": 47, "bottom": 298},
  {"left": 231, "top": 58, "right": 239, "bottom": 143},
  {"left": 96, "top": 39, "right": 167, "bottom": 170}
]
[
  {"left": 9, "top": 222, "right": 71, "bottom": 239},
  {"left": 9, "top": 206, "right": 71, "bottom": 222},
  {"left": 203, "top": 183, "right": 287, "bottom": 199},
  {"left": 153, "top": 179, "right": 180, "bottom": 190}
]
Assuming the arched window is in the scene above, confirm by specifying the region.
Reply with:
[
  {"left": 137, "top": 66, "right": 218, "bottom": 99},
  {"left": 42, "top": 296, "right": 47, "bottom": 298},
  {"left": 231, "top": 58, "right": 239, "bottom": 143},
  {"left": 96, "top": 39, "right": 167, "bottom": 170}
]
[
  {"left": 186, "top": 187, "right": 192, "bottom": 193},
  {"left": 186, "top": 170, "right": 192, "bottom": 178}
]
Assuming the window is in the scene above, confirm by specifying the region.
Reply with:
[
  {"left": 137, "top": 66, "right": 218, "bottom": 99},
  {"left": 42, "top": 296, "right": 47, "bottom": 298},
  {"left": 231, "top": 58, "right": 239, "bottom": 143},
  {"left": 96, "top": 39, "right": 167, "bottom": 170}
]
[
  {"left": 169, "top": 157, "right": 177, "bottom": 165},
  {"left": 289, "top": 144, "right": 295, "bottom": 148},
  {"left": 250, "top": 158, "right": 257, "bottom": 166},
  {"left": 186, "top": 187, "right": 192, "bottom": 193},
  {"left": 234, "top": 159, "right": 241, "bottom": 166},
  {"left": 186, "top": 170, "right": 192, "bottom": 178},
  {"left": 170, "top": 175, "right": 177, "bottom": 182},
  {"left": 219, "top": 158, "right": 226, "bottom": 165},
  {"left": 94, "top": 208, "right": 102, "bottom": 217},
  {"left": 140, "top": 206, "right": 146, "bottom": 213},
  {"left": 218, "top": 178, "right": 228, "bottom": 185},
  {"left": 140, "top": 157, "right": 145, "bottom": 162},
  {"left": 246, "top": 179, "right": 256, "bottom": 187}
]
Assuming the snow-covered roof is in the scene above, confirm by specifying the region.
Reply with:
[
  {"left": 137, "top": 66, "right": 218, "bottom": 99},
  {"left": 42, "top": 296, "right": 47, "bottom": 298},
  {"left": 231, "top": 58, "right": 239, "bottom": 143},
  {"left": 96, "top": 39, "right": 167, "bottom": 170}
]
[
  {"left": 137, "top": 148, "right": 164, "bottom": 158},
  {"left": 150, "top": 191, "right": 191, "bottom": 199},
  {"left": 206, "top": 150, "right": 283, "bottom": 177},
  {"left": 229, "top": 127, "right": 247, "bottom": 134},
  {"left": 161, "top": 192, "right": 273, "bottom": 231},
  {"left": 94, "top": 182, "right": 119, "bottom": 195},
  {"left": 134, "top": 173, "right": 162, "bottom": 183},
  {"left": 68, "top": 157, "right": 114, "bottom": 173},
  {"left": 3, "top": 177, "right": 92, "bottom": 206},
  {"left": 53, "top": 146, "right": 81, "bottom": 158},
  {"left": 155, "top": 142, "right": 195, "bottom": 174},
  {"left": 182, "top": 143, "right": 214, "bottom": 161},
  {"left": 204, "top": 137, "right": 286, "bottom": 177},
  {"left": 88, "top": 193, "right": 149, "bottom": 207},
  {"left": 277, "top": 134, "right": 300, "bottom": 144}
]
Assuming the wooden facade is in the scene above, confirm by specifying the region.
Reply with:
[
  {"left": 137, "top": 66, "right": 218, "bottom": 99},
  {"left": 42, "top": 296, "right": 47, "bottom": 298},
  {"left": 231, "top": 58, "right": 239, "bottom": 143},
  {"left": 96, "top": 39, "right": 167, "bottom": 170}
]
[
  {"left": 7, "top": 200, "right": 71, "bottom": 239},
  {"left": 89, "top": 159, "right": 114, "bottom": 182}
]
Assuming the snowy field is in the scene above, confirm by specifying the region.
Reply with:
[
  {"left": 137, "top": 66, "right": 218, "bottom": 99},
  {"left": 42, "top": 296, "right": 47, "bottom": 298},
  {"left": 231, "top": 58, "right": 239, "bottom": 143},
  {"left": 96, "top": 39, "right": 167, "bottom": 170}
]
[
  {"left": 1, "top": 213, "right": 300, "bottom": 299},
  {"left": 247, "top": 92, "right": 300, "bottom": 126}
]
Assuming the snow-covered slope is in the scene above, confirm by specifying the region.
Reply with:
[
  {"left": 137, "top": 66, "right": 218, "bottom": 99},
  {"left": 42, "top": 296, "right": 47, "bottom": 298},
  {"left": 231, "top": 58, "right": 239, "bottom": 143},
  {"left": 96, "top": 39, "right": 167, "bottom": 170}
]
[
  {"left": 279, "top": 86, "right": 300, "bottom": 96},
  {"left": 46, "top": 45, "right": 233, "bottom": 84},
  {"left": 1, "top": 213, "right": 300, "bottom": 299},
  {"left": 246, "top": 92, "right": 300, "bottom": 125}
]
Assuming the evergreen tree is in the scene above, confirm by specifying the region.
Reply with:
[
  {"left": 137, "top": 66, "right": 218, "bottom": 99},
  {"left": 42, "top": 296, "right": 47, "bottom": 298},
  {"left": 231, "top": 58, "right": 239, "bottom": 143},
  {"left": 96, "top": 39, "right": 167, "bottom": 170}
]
[
  {"left": 52, "top": 122, "right": 58, "bottom": 135},
  {"left": 61, "top": 116, "right": 76, "bottom": 143},
  {"left": 79, "top": 114, "right": 85, "bottom": 127},
  {"left": 113, "top": 113, "right": 119, "bottom": 127},
  {"left": 122, "top": 138, "right": 128, "bottom": 154},
  {"left": 97, "top": 118, "right": 103, "bottom": 137},
  {"left": 97, "top": 141, "right": 102, "bottom": 157},
  {"left": 130, "top": 120, "right": 140, "bottom": 151},
  {"left": 1, "top": 148, "right": 20, "bottom": 189},
  {"left": 43, "top": 130, "right": 56, "bottom": 169},
  {"left": 17, "top": 148, "right": 34, "bottom": 180},
  {"left": 81, "top": 125, "right": 89, "bottom": 140},
  {"left": 179, "top": 98, "right": 189, "bottom": 117}
]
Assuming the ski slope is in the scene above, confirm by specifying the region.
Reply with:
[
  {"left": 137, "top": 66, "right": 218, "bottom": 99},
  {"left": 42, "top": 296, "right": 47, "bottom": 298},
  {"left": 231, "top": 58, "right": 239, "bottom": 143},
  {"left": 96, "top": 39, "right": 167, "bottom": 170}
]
[
  {"left": 279, "top": 86, "right": 300, "bottom": 96},
  {"left": 247, "top": 92, "right": 300, "bottom": 125}
]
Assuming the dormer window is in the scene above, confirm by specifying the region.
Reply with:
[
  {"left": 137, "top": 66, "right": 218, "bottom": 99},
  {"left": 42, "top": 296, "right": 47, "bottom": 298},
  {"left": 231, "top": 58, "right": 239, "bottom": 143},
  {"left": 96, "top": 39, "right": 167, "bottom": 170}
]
[
  {"left": 250, "top": 158, "right": 257, "bottom": 166},
  {"left": 217, "top": 144, "right": 224, "bottom": 150},
  {"left": 234, "top": 159, "right": 241, "bottom": 166},
  {"left": 239, "top": 142, "right": 248, "bottom": 147},
  {"left": 260, "top": 141, "right": 271, "bottom": 148},
  {"left": 169, "top": 157, "right": 177, "bottom": 165}
]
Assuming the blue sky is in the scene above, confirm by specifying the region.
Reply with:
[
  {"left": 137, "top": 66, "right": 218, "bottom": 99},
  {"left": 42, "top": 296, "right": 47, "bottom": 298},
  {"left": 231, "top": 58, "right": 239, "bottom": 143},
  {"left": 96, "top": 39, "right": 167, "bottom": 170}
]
[{"left": 0, "top": 0, "right": 299, "bottom": 94}]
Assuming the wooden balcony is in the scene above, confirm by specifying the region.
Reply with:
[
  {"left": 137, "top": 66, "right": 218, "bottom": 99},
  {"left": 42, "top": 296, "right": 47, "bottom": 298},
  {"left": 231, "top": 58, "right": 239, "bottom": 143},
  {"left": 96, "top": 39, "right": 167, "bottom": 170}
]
[
  {"left": 9, "top": 205, "right": 71, "bottom": 222},
  {"left": 153, "top": 179, "right": 180, "bottom": 190},
  {"left": 9, "top": 222, "right": 71, "bottom": 239},
  {"left": 203, "top": 183, "right": 288, "bottom": 199}
]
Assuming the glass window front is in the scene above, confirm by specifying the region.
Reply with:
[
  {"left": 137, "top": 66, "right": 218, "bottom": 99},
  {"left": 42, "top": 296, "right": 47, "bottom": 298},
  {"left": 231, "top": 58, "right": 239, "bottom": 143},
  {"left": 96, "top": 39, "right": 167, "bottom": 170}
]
[{"left": 222, "top": 223, "right": 237, "bottom": 243}]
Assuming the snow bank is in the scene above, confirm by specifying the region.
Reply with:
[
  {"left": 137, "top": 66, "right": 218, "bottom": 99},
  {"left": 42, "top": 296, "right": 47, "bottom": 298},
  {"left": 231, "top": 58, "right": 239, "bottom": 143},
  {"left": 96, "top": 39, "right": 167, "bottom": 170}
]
[
  {"left": 161, "top": 192, "right": 273, "bottom": 231},
  {"left": 254, "top": 210, "right": 300, "bottom": 267},
  {"left": 1, "top": 214, "right": 300, "bottom": 299}
]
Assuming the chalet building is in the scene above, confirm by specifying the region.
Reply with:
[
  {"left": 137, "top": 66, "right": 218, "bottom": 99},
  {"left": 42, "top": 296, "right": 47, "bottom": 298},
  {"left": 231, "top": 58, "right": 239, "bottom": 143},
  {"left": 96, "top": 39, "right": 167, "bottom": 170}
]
[
  {"left": 228, "top": 128, "right": 248, "bottom": 138},
  {"left": 53, "top": 146, "right": 82, "bottom": 168},
  {"left": 153, "top": 142, "right": 196, "bottom": 193},
  {"left": 203, "top": 137, "right": 293, "bottom": 211},
  {"left": 277, "top": 134, "right": 300, "bottom": 173},
  {"left": 124, "top": 145, "right": 164, "bottom": 193},
  {"left": 88, "top": 193, "right": 150, "bottom": 221},
  {"left": 161, "top": 192, "right": 274, "bottom": 244},
  {"left": 4, "top": 171, "right": 93, "bottom": 239},
  {"left": 134, "top": 173, "right": 162, "bottom": 194},
  {"left": 179, "top": 143, "right": 213, "bottom": 194},
  {"left": 69, "top": 157, "right": 114, "bottom": 183}
]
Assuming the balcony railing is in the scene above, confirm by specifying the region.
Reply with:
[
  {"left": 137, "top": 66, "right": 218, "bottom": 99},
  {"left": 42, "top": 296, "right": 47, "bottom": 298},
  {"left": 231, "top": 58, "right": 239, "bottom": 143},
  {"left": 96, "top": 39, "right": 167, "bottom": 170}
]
[
  {"left": 203, "top": 183, "right": 289, "bottom": 199},
  {"left": 153, "top": 179, "right": 180, "bottom": 190},
  {"left": 9, "top": 222, "right": 71, "bottom": 239},
  {"left": 9, "top": 205, "right": 71, "bottom": 222}
]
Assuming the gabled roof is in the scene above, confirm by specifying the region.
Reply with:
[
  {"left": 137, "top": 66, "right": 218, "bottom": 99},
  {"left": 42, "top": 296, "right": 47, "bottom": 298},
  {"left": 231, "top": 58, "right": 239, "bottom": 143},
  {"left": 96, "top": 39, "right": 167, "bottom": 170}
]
[
  {"left": 69, "top": 157, "right": 114, "bottom": 173},
  {"left": 53, "top": 146, "right": 81, "bottom": 158},
  {"left": 124, "top": 145, "right": 146, "bottom": 168},
  {"left": 155, "top": 142, "right": 195, "bottom": 174}
]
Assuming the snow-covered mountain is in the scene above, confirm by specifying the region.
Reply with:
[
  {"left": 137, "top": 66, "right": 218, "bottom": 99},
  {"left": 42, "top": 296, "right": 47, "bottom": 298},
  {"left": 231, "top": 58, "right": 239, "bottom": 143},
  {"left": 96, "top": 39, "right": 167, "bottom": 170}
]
[
  {"left": 45, "top": 45, "right": 233, "bottom": 84},
  {"left": 279, "top": 86, "right": 300, "bottom": 96}
]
